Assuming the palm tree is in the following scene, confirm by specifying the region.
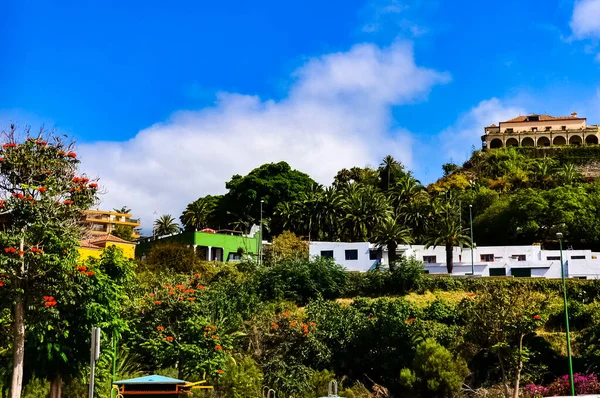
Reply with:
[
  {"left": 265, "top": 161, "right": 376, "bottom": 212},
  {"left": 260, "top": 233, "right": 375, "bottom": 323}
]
[
  {"left": 379, "top": 155, "right": 401, "bottom": 191},
  {"left": 532, "top": 159, "right": 555, "bottom": 189},
  {"left": 320, "top": 186, "right": 342, "bottom": 241},
  {"left": 557, "top": 163, "right": 582, "bottom": 185},
  {"left": 297, "top": 183, "right": 324, "bottom": 241},
  {"left": 340, "top": 184, "right": 390, "bottom": 241},
  {"left": 180, "top": 198, "right": 215, "bottom": 231},
  {"left": 371, "top": 215, "right": 412, "bottom": 271},
  {"left": 113, "top": 206, "right": 131, "bottom": 214},
  {"left": 424, "top": 198, "right": 471, "bottom": 274},
  {"left": 153, "top": 214, "right": 181, "bottom": 237}
]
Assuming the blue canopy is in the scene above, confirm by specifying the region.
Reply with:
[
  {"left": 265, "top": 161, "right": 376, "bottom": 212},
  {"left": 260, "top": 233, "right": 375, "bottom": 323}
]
[{"left": 114, "top": 375, "right": 186, "bottom": 385}]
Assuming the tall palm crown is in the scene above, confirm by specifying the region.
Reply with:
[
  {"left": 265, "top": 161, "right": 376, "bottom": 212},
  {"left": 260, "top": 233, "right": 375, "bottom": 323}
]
[
  {"left": 379, "top": 155, "right": 401, "bottom": 191},
  {"left": 371, "top": 215, "right": 412, "bottom": 271},
  {"left": 180, "top": 198, "right": 215, "bottom": 231},
  {"left": 154, "top": 214, "right": 181, "bottom": 237},
  {"left": 424, "top": 195, "right": 471, "bottom": 274}
]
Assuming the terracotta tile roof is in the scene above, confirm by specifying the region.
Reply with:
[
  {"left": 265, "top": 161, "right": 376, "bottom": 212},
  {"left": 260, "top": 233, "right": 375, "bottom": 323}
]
[
  {"left": 502, "top": 114, "right": 584, "bottom": 123},
  {"left": 90, "top": 234, "right": 136, "bottom": 245},
  {"left": 79, "top": 239, "right": 102, "bottom": 249}
]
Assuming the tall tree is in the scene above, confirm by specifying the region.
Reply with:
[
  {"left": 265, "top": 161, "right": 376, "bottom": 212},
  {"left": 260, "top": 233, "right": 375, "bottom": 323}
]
[
  {"left": 424, "top": 195, "right": 471, "bottom": 274},
  {"left": 154, "top": 214, "right": 181, "bottom": 237},
  {"left": 0, "top": 127, "right": 99, "bottom": 398},
  {"left": 112, "top": 206, "right": 131, "bottom": 214},
  {"left": 180, "top": 197, "right": 216, "bottom": 231},
  {"left": 339, "top": 184, "right": 389, "bottom": 241},
  {"left": 371, "top": 215, "right": 412, "bottom": 271}
]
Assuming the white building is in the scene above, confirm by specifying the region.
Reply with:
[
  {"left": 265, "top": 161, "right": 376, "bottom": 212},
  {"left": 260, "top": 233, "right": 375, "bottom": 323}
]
[{"left": 309, "top": 242, "right": 600, "bottom": 279}]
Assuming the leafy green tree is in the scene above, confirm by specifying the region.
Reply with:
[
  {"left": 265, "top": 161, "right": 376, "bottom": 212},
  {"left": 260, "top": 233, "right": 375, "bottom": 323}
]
[
  {"left": 333, "top": 167, "right": 379, "bottom": 188},
  {"left": 557, "top": 163, "right": 583, "bottom": 186},
  {"left": 399, "top": 338, "right": 469, "bottom": 398},
  {"left": 379, "top": 155, "right": 402, "bottom": 191},
  {"left": 263, "top": 231, "right": 308, "bottom": 265},
  {"left": 339, "top": 184, "right": 389, "bottom": 241},
  {"left": 442, "top": 162, "right": 459, "bottom": 176},
  {"left": 0, "top": 128, "right": 99, "bottom": 397},
  {"left": 112, "top": 224, "right": 134, "bottom": 241},
  {"left": 112, "top": 206, "right": 131, "bottom": 214},
  {"left": 424, "top": 195, "right": 471, "bottom": 274},
  {"left": 153, "top": 214, "right": 181, "bottom": 237},
  {"left": 142, "top": 242, "right": 200, "bottom": 273},
  {"left": 371, "top": 216, "right": 412, "bottom": 271}
]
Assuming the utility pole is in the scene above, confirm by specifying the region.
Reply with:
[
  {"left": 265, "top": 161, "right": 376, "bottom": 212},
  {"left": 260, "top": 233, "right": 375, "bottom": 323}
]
[
  {"left": 557, "top": 232, "right": 575, "bottom": 396},
  {"left": 469, "top": 204, "right": 474, "bottom": 275},
  {"left": 259, "top": 199, "right": 264, "bottom": 266},
  {"left": 88, "top": 327, "right": 101, "bottom": 398}
]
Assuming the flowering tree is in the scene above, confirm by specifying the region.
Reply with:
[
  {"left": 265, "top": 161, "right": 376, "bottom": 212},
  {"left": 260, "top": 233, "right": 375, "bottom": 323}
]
[{"left": 0, "top": 127, "right": 98, "bottom": 398}]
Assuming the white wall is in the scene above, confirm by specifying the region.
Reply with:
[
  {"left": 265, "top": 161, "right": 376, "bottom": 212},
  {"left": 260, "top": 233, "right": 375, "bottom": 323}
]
[{"left": 309, "top": 242, "right": 376, "bottom": 272}]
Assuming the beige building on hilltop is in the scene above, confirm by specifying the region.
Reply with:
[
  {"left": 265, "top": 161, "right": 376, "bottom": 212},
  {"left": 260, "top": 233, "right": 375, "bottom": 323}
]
[
  {"left": 481, "top": 113, "right": 600, "bottom": 149},
  {"left": 84, "top": 210, "right": 142, "bottom": 240}
]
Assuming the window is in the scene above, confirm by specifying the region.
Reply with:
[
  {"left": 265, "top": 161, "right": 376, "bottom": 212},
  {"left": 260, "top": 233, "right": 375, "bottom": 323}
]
[
  {"left": 528, "top": 115, "right": 540, "bottom": 122},
  {"left": 576, "top": 276, "right": 588, "bottom": 280},
  {"left": 531, "top": 127, "right": 538, "bottom": 132},
  {"left": 545, "top": 126, "right": 552, "bottom": 131},
  {"left": 489, "top": 268, "right": 507, "bottom": 276},
  {"left": 480, "top": 254, "right": 494, "bottom": 262},
  {"left": 459, "top": 254, "right": 462, "bottom": 262},
  {"left": 571, "top": 255, "right": 585, "bottom": 260},
  {"left": 369, "top": 249, "right": 381, "bottom": 261},
  {"left": 512, "top": 268, "right": 532, "bottom": 278},
  {"left": 562, "top": 126, "right": 567, "bottom": 131},
  {"left": 423, "top": 255, "right": 437, "bottom": 264},
  {"left": 511, "top": 254, "right": 526, "bottom": 261},
  {"left": 506, "top": 128, "right": 514, "bottom": 133},
  {"left": 320, "top": 250, "right": 334, "bottom": 259},
  {"left": 345, "top": 249, "right": 358, "bottom": 261},
  {"left": 546, "top": 256, "right": 560, "bottom": 261}
]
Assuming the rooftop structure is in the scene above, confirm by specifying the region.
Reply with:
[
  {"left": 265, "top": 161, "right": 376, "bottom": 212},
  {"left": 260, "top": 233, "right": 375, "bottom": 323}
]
[
  {"left": 309, "top": 242, "right": 600, "bottom": 279},
  {"left": 78, "top": 234, "right": 136, "bottom": 259},
  {"left": 481, "top": 112, "right": 600, "bottom": 149}
]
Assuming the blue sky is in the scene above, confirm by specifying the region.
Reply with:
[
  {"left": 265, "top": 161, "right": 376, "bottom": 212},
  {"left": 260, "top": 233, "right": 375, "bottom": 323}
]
[{"left": 2, "top": 0, "right": 600, "bottom": 226}]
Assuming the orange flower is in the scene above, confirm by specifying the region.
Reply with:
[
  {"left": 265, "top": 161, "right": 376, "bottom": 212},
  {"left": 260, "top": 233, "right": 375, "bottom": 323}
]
[
  {"left": 18, "top": 251, "right": 24, "bottom": 256},
  {"left": 86, "top": 271, "right": 94, "bottom": 276},
  {"left": 149, "top": 293, "right": 155, "bottom": 297},
  {"left": 406, "top": 318, "right": 415, "bottom": 324},
  {"left": 67, "top": 151, "right": 77, "bottom": 158},
  {"left": 157, "top": 326, "right": 165, "bottom": 331},
  {"left": 165, "top": 336, "right": 174, "bottom": 341},
  {"left": 217, "top": 369, "right": 223, "bottom": 374},
  {"left": 89, "top": 183, "right": 98, "bottom": 189},
  {"left": 38, "top": 186, "right": 47, "bottom": 193},
  {"left": 284, "top": 311, "right": 291, "bottom": 317},
  {"left": 187, "top": 297, "right": 195, "bottom": 301},
  {"left": 468, "top": 293, "right": 475, "bottom": 297},
  {"left": 197, "top": 284, "right": 205, "bottom": 290},
  {"left": 194, "top": 273, "right": 201, "bottom": 277},
  {"left": 533, "top": 315, "right": 541, "bottom": 320},
  {"left": 212, "top": 335, "right": 219, "bottom": 339},
  {"left": 226, "top": 350, "right": 231, "bottom": 354},
  {"left": 154, "top": 301, "right": 162, "bottom": 305},
  {"left": 169, "top": 291, "right": 175, "bottom": 295},
  {"left": 309, "top": 322, "right": 316, "bottom": 327},
  {"left": 214, "top": 345, "right": 222, "bottom": 350},
  {"left": 290, "top": 322, "right": 296, "bottom": 327},
  {"left": 271, "top": 322, "right": 278, "bottom": 328},
  {"left": 204, "top": 327, "right": 211, "bottom": 331}
]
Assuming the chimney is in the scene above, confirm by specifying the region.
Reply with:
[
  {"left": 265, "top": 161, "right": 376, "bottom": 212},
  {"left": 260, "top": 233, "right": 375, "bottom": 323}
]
[{"left": 572, "top": 112, "right": 578, "bottom": 117}]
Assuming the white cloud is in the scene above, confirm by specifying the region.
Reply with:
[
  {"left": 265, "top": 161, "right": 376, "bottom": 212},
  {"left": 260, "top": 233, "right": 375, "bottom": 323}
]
[
  {"left": 78, "top": 41, "right": 449, "bottom": 233},
  {"left": 437, "top": 98, "right": 526, "bottom": 166},
  {"left": 570, "top": 0, "right": 600, "bottom": 39}
]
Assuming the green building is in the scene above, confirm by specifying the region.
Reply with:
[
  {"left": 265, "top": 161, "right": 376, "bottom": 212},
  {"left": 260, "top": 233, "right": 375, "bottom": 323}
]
[{"left": 136, "top": 230, "right": 261, "bottom": 262}]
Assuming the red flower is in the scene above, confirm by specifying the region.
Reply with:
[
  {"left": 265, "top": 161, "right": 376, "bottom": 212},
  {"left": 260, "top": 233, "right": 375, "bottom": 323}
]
[
  {"left": 534, "top": 315, "right": 541, "bottom": 320},
  {"left": 18, "top": 251, "right": 24, "bottom": 256},
  {"left": 165, "top": 336, "right": 174, "bottom": 341},
  {"left": 149, "top": 293, "right": 155, "bottom": 297},
  {"left": 204, "top": 327, "right": 211, "bottom": 331},
  {"left": 212, "top": 335, "right": 219, "bottom": 339},
  {"left": 271, "top": 322, "right": 278, "bottom": 328},
  {"left": 168, "top": 291, "right": 175, "bottom": 295},
  {"left": 0, "top": 281, "right": 4, "bottom": 287},
  {"left": 67, "top": 152, "right": 77, "bottom": 158},
  {"left": 9, "top": 248, "right": 16, "bottom": 254},
  {"left": 309, "top": 322, "right": 316, "bottom": 327},
  {"left": 214, "top": 345, "right": 222, "bottom": 350},
  {"left": 86, "top": 271, "right": 94, "bottom": 276},
  {"left": 468, "top": 293, "right": 475, "bottom": 297},
  {"left": 194, "top": 273, "right": 201, "bottom": 277},
  {"left": 3, "top": 248, "right": 10, "bottom": 253},
  {"left": 187, "top": 297, "right": 195, "bottom": 301},
  {"left": 57, "top": 150, "right": 66, "bottom": 156},
  {"left": 406, "top": 318, "right": 416, "bottom": 324},
  {"left": 0, "top": 158, "right": 5, "bottom": 162},
  {"left": 290, "top": 322, "right": 296, "bottom": 327},
  {"left": 284, "top": 311, "right": 291, "bottom": 317},
  {"left": 0, "top": 201, "right": 5, "bottom": 207},
  {"left": 154, "top": 301, "right": 162, "bottom": 305},
  {"left": 38, "top": 187, "right": 47, "bottom": 193},
  {"left": 217, "top": 369, "right": 223, "bottom": 374},
  {"left": 197, "top": 284, "right": 204, "bottom": 290},
  {"left": 89, "top": 183, "right": 98, "bottom": 189},
  {"left": 45, "top": 302, "right": 53, "bottom": 307},
  {"left": 17, "top": 194, "right": 24, "bottom": 199},
  {"left": 157, "top": 326, "right": 165, "bottom": 331}
]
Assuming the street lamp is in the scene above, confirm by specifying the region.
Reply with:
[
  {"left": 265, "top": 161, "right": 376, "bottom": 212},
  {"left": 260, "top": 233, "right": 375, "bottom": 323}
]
[
  {"left": 557, "top": 232, "right": 575, "bottom": 396},
  {"left": 469, "top": 205, "right": 474, "bottom": 275},
  {"left": 259, "top": 199, "right": 264, "bottom": 266}
]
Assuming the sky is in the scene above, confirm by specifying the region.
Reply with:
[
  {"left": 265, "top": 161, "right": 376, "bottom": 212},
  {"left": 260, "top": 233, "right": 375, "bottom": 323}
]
[{"left": 1, "top": 0, "right": 600, "bottom": 231}]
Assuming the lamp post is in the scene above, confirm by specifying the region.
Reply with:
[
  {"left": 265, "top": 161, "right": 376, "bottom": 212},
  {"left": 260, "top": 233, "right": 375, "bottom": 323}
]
[
  {"left": 557, "top": 232, "right": 575, "bottom": 396},
  {"left": 259, "top": 199, "right": 264, "bottom": 266},
  {"left": 469, "top": 205, "right": 474, "bottom": 275}
]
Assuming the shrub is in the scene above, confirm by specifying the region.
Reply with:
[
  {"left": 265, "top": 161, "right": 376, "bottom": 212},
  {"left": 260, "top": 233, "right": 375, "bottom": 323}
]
[{"left": 523, "top": 373, "right": 600, "bottom": 397}]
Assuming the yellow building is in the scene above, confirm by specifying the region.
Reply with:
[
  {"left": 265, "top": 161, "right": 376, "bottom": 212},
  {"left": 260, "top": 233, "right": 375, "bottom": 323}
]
[
  {"left": 84, "top": 210, "right": 142, "bottom": 240},
  {"left": 78, "top": 234, "right": 136, "bottom": 260}
]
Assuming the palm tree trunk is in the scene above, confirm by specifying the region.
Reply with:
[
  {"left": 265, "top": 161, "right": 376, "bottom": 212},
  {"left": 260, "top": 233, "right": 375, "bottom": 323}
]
[
  {"left": 445, "top": 242, "right": 453, "bottom": 274},
  {"left": 10, "top": 237, "right": 25, "bottom": 398},
  {"left": 49, "top": 375, "right": 62, "bottom": 398},
  {"left": 388, "top": 242, "right": 398, "bottom": 272}
]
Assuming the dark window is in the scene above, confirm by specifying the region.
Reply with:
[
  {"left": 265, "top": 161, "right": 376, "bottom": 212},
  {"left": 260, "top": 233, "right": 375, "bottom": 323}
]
[
  {"left": 345, "top": 249, "right": 358, "bottom": 261},
  {"left": 528, "top": 115, "right": 540, "bottom": 122},
  {"left": 506, "top": 128, "right": 514, "bottom": 133},
  {"left": 545, "top": 126, "right": 552, "bottom": 131},
  {"left": 546, "top": 256, "right": 560, "bottom": 261},
  {"left": 369, "top": 249, "right": 380, "bottom": 260},
  {"left": 571, "top": 255, "right": 586, "bottom": 260},
  {"left": 480, "top": 254, "right": 494, "bottom": 262},
  {"left": 423, "top": 255, "right": 437, "bottom": 264},
  {"left": 459, "top": 254, "right": 462, "bottom": 262},
  {"left": 512, "top": 268, "right": 532, "bottom": 278},
  {"left": 562, "top": 126, "right": 567, "bottom": 131},
  {"left": 512, "top": 255, "right": 526, "bottom": 261},
  {"left": 576, "top": 276, "right": 588, "bottom": 280},
  {"left": 489, "top": 268, "right": 507, "bottom": 276},
  {"left": 320, "top": 250, "right": 334, "bottom": 259},
  {"left": 423, "top": 270, "right": 430, "bottom": 274},
  {"left": 531, "top": 127, "right": 538, "bottom": 132}
]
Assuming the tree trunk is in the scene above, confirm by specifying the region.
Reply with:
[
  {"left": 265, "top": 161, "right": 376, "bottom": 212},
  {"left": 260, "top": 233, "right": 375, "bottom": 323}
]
[
  {"left": 498, "top": 354, "right": 511, "bottom": 398},
  {"left": 445, "top": 242, "right": 453, "bottom": 274},
  {"left": 49, "top": 375, "right": 62, "bottom": 398},
  {"left": 10, "top": 237, "right": 25, "bottom": 398},
  {"left": 512, "top": 333, "right": 525, "bottom": 398},
  {"left": 10, "top": 296, "right": 24, "bottom": 398},
  {"left": 388, "top": 242, "right": 398, "bottom": 271}
]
